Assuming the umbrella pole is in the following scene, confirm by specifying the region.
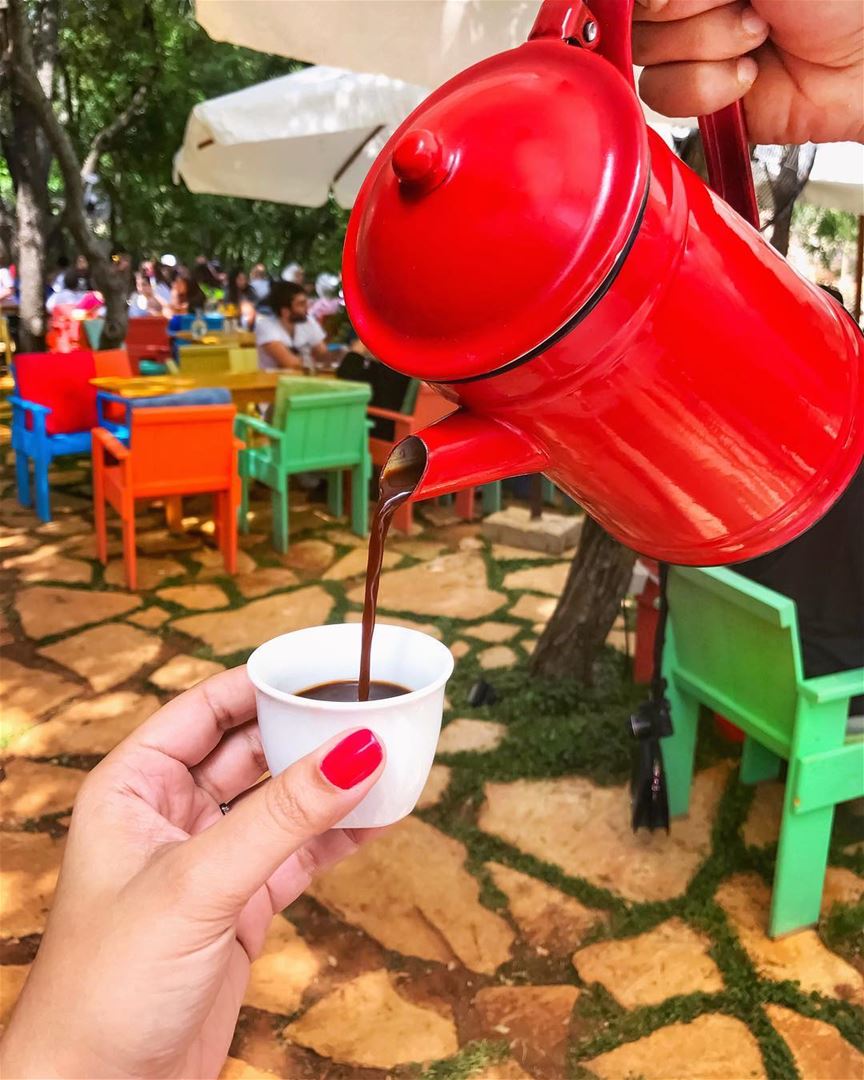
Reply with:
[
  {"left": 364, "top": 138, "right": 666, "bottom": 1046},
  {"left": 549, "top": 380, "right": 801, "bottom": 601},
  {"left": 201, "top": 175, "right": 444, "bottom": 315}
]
[{"left": 854, "top": 213, "right": 863, "bottom": 324}]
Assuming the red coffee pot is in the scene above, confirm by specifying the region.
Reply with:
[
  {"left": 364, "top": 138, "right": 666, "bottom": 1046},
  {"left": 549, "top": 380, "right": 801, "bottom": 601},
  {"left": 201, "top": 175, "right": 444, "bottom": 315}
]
[{"left": 342, "top": 0, "right": 863, "bottom": 564}]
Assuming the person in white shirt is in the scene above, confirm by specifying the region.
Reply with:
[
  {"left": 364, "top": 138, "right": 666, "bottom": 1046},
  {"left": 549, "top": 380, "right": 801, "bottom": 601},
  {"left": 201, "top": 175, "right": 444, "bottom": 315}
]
[
  {"left": 249, "top": 263, "right": 271, "bottom": 301},
  {"left": 255, "top": 282, "right": 327, "bottom": 373}
]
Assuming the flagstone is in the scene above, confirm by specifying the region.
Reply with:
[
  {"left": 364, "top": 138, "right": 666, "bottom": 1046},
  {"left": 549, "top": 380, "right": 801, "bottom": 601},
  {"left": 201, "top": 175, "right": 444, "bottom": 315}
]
[
  {"left": 0, "top": 660, "right": 81, "bottom": 745},
  {"left": 522, "top": 638, "right": 537, "bottom": 655},
  {"left": 219, "top": 1057, "right": 282, "bottom": 1080},
  {"left": 715, "top": 874, "right": 863, "bottom": 1003},
  {"left": 15, "top": 585, "right": 141, "bottom": 639},
  {"left": 174, "top": 586, "right": 334, "bottom": 655},
  {"left": 391, "top": 539, "right": 448, "bottom": 560},
  {"left": 233, "top": 568, "right": 299, "bottom": 599},
  {"left": 464, "top": 622, "right": 519, "bottom": 643},
  {"left": 149, "top": 655, "right": 226, "bottom": 692},
  {"left": 322, "top": 547, "right": 399, "bottom": 582},
  {"left": 0, "top": 964, "right": 30, "bottom": 1033},
  {"left": 284, "top": 970, "right": 457, "bottom": 1069},
  {"left": 62, "top": 533, "right": 122, "bottom": 559},
  {"left": 478, "top": 763, "right": 731, "bottom": 902},
  {"left": 281, "top": 539, "right": 335, "bottom": 573},
  {"left": 438, "top": 719, "right": 506, "bottom": 754},
  {"left": 156, "top": 584, "right": 229, "bottom": 611},
  {"left": 243, "top": 916, "right": 319, "bottom": 1015},
  {"left": 503, "top": 563, "right": 570, "bottom": 595},
  {"left": 47, "top": 468, "right": 88, "bottom": 486},
  {"left": 327, "top": 529, "right": 367, "bottom": 547},
  {"left": 136, "top": 529, "right": 202, "bottom": 555},
  {"left": 573, "top": 918, "right": 723, "bottom": 1008},
  {"left": 0, "top": 760, "right": 86, "bottom": 824},
  {"left": 821, "top": 867, "right": 864, "bottom": 911},
  {"left": 486, "top": 862, "right": 608, "bottom": 954},
  {"left": 766, "top": 1005, "right": 864, "bottom": 1080},
  {"left": 450, "top": 640, "right": 471, "bottom": 659},
  {"left": 0, "top": 533, "right": 37, "bottom": 554},
  {"left": 492, "top": 544, "right": 556, "bottom": 561},
  {"left": 743, "top": 781, "right": 784, "bottom": 847},
  {"left": 471, "top": 985, "right": 579, "bottom": 1078},
  {"left": 198, "top": 549, "right": 257, "bottom": 577},
  {"left": 0, "top": 831, "right": 65, "bottom": 937},
  {"left": 12, "top": 692, "right": 159, "bottom": 757},
  {"left": 39, "top": 623, "right": 162, "bottom": 692},
  {"left": 16, "top": 555, "right": 92, "bottom": 585},
  {"left": 478, "top": 645, "right": 517, "bottom": 670},
  {"left": 585, "top": 1014, "right": 765, "bottom": 1080},
  {"left": 344, "top": 612, "right": 443, "bottom": 640},
  {"left": 509, "top": 594, "right": 557, "bottom": 623},
  {"left": 52, "top": 492, "right": 90, "bottom": 512},
  {"left": 346, "top": 553, "right": 506, "bottom": 620},
  {"left": 127, "top": 607, "right": 171, "bottom": 630},
  {"left": 417, "top": 764, "right": 451, "bottom": 809},
  {"left": 104, "top": 556, "right": 187, "bottom": 590},
  {"left": 309, "top": 817, "right": 514, "bottom": 973},
  {"left": 470, "top": 1059, "right": 533, "bottom": 1080}
]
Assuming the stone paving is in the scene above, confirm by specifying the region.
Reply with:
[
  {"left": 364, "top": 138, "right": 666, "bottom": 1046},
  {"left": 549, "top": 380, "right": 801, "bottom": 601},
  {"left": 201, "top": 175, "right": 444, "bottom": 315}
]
[{"left": 1, "top": 459, "right": 863, "bottom": 1079}]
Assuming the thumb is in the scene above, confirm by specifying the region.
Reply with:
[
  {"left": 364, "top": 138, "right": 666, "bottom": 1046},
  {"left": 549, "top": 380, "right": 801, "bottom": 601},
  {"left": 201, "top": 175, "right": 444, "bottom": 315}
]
[{"left": 175, "top": 728, "right": 384, "bottom": 912}]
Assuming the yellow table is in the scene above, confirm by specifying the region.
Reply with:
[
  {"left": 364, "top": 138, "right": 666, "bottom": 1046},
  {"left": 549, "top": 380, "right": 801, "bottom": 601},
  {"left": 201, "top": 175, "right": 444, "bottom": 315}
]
[
  {"left": 173, "top": 331, "right": 255, "bottom": 347},
  {"left": 92, "top": 370, "right": 283, "bottom": 413}
]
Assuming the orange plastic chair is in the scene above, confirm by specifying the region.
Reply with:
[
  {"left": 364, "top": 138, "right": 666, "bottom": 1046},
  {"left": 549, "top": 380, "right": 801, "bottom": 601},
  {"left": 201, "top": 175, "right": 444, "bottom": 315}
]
[
  {"left": 93, "top": 350, "right": 134, "bottom": 424},
  {"left": 92, "top": 402, "right": 241, "bottom": 590}
]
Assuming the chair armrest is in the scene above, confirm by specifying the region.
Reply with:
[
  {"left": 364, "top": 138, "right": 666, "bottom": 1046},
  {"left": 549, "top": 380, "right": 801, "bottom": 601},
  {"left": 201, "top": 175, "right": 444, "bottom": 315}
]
[
  {"left": 801, "top": 667, "right": 864, "bottom": 706},
  {"left": 93, "top": 426, "right": 130, "bottom": 464},
  {"left": 234, "top": 414, "right": 285, "bottom": 443},
  {"left": 96, "top": 391, "right": 132, "bottom": 429},
  {"left": 367, "top": 405, "right": 408, "bottom": 423},
  {"left": 8, "top": 395, "right": 51, "bottom": 415}
]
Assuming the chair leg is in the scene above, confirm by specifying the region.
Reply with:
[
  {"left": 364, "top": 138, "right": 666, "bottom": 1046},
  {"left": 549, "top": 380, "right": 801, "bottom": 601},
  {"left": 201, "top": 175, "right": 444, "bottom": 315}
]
[
  {"left": 222, "top": 487, "right": 238, "bottom": 574},
  {"left": 164, "top": 495, "right": 183, "bottom": 533},
  {"left": 327, "top": 471, "right": 344, "bottom": 518},
  {"left": 481, "top": 481, "right": 502, "bottom": 515},
  {"left": 351, "top": 464, "right": 368, "bottom": 537},
  {"left": 121, "top": 499, "right": 138, "bottom": 591},
  {"left": 740, "top": 737, "right": 783, "bottom": 785},
  {"left": 661, "top": 631, "right": 700, "bottom": 818},
  {"left": 769, "top": 784, "right": 834, "bottom": 937},
  {"left": 15, "top": 452, "right": 31, "bottom": 508},
  {"left": 455, "top": 487, "right": 475, "bottom": 522},
  {"left": 34, "top": 453, "right": 51, "bottom": 523},
  {"left": 272, "top": 484, "right": 290, "bottom": 554}
]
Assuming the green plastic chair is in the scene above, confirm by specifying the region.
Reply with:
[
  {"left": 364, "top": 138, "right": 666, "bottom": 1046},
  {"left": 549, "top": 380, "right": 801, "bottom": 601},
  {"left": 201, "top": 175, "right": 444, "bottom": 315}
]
[
  {"left": 661, "top": 565, "right": 864, "bottom": 937},
  {"left": 236, "top": 376, "right": 372, "bottom": 552}
]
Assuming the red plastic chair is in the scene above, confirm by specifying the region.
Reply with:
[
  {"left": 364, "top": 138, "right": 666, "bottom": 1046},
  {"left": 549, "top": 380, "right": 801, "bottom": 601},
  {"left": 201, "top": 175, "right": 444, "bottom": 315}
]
[
  {"left": 92, "top": 401, "right": 241, "bottom": 590},
  {"left": 124, "top": 317, "right": 171, "bottom": 370}
]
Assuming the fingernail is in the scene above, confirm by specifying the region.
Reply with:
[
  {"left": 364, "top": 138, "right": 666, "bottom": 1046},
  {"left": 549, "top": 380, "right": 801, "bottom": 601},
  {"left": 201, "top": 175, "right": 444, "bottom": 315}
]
[
  {"left": 321, "top": 729, "right": 383, "bottom": 789},
  {"left": 741, "top": 8, "right": 767, "bottom": 36},
  {"left": 737, "top": 56, "right": 759, "bottom": 84}
]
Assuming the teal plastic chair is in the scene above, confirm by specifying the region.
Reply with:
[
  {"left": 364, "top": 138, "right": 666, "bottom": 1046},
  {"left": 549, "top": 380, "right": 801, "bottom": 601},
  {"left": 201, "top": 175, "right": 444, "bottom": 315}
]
[
  {"left": 661, "top": 565, "right": 864, "bottom": 937},
  {"left": 236, "top": 376, "right": 372, "bottom": 552}
]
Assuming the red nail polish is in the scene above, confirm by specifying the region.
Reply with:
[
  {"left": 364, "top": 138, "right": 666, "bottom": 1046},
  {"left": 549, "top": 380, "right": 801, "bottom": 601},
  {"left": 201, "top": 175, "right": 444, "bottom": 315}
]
[{"left": 321, "top": 729, "right": 383, "bottom": 789}]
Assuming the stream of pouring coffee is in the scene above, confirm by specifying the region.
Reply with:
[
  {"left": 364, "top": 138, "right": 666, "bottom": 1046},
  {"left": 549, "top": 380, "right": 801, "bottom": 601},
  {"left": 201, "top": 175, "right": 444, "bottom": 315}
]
[{"left": 359, "top": 443, "right": 425, "bottom": 700}]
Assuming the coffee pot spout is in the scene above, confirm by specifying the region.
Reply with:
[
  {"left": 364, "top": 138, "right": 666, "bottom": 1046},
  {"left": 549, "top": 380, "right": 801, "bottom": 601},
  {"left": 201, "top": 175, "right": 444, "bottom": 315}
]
[{"left": 383, "top": 409, "right": 547, "bottom": 503}]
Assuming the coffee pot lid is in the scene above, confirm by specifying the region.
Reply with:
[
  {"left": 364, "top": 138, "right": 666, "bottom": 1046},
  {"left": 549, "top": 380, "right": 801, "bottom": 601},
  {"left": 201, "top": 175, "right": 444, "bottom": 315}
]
[{"left": 342, "top": 38, "right": 649, "bottom": 383}]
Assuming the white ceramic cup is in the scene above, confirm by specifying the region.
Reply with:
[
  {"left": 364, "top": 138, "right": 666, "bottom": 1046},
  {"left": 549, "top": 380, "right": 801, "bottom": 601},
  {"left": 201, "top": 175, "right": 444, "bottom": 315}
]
[{"left": 247, "top": 622, "right": 454, "bottom": 828}]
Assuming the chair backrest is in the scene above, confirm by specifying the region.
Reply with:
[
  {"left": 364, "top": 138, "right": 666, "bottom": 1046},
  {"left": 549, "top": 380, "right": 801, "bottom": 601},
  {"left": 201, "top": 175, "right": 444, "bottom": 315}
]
[
  {"left": 82, "top": 319, "right": 104, "bottom": 349},
  {"left": 127, "top": 403, "right": 237, "bottom": 494},
  {"left": 667, "top": 566, "right": 803, "bottom": 742},
  {"left": 413, "top": 381, "right": 456, "bottom": 428},
  {"left": 124, "top": 317, "right": 169, "bottom": 348},
  {"left": 177, "top": 344, "right": 233, "bottom": 376},
  {"left": 14, "top": 350, "right": 97, "bottom": 434},
  {"left": 273, "top": 377, "right": 371, "bottom": 469},
  {"left": 93, "top": 349, "right": 133, "bottom": 379}
]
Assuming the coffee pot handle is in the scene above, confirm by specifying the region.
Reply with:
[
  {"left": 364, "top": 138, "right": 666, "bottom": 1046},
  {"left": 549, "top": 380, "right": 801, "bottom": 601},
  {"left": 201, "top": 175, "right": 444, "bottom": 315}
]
[{"left": 530, "top": 0, "right": 761, "bottom": 228}]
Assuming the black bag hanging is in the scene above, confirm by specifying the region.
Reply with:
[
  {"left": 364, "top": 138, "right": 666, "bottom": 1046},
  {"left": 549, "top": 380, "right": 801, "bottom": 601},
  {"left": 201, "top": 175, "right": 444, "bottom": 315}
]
[{"left": 630, "top": 562, "right": 673, "bottom": 832}]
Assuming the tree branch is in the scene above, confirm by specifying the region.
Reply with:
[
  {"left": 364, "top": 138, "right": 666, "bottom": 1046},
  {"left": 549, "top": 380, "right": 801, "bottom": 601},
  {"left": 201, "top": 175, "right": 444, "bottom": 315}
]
[{"left": 80, "top": 81, "right": 148, "bottom": 180}]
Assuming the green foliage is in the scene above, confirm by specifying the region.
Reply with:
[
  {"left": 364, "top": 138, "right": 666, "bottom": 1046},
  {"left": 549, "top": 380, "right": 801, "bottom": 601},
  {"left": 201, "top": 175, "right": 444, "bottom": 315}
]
[
  {"left": 791, "top": 203, "right": 858, "bottom": 273},
  {"left": 6, "top": 0, "right": 347, "bottom": 272}
]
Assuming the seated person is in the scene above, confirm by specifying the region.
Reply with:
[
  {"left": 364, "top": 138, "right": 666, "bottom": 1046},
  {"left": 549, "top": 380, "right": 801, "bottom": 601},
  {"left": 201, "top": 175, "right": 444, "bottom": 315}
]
[{"left": 255, "top": 282, "right": 328, "bottom": 373}]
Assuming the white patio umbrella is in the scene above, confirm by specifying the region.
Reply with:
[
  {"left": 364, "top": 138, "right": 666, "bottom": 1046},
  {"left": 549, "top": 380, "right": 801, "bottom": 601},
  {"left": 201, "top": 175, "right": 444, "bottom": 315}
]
[
  {"left": 173, "top": 66, "right": 427, "bottom": 208},
  {"left": 193, "top": 0, "right": 694, "bottom": 127}
]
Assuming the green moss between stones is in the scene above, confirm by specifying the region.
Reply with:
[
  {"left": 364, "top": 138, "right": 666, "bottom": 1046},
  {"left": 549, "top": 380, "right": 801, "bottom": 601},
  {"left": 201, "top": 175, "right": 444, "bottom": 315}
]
[{"left": 413, "top": 1039, "right": 510, "bottom": 1080}]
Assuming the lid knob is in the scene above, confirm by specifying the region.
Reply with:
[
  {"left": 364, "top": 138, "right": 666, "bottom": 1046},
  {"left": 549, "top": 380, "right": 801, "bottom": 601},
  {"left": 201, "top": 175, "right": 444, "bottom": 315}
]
[{"left": 391, "top": 129, "right": 449, "bottom": 192}]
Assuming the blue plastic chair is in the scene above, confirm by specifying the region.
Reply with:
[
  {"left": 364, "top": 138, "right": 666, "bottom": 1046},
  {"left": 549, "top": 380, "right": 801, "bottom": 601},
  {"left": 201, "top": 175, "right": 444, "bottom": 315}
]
[{"left": 11, "top": 352, "right": 128, "bottom": 522}]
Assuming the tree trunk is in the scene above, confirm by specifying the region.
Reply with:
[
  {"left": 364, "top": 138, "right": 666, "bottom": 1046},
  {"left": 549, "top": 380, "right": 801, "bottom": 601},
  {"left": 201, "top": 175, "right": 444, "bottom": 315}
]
[
  {"left": 530, "top": 515, "right": 636, "bottom": 684},
  {"left": 91, "top": 260, "right": 129, "bottom": 348},
  {"left": 12, "top": 104, "right": 51, "bottom": 351}
]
